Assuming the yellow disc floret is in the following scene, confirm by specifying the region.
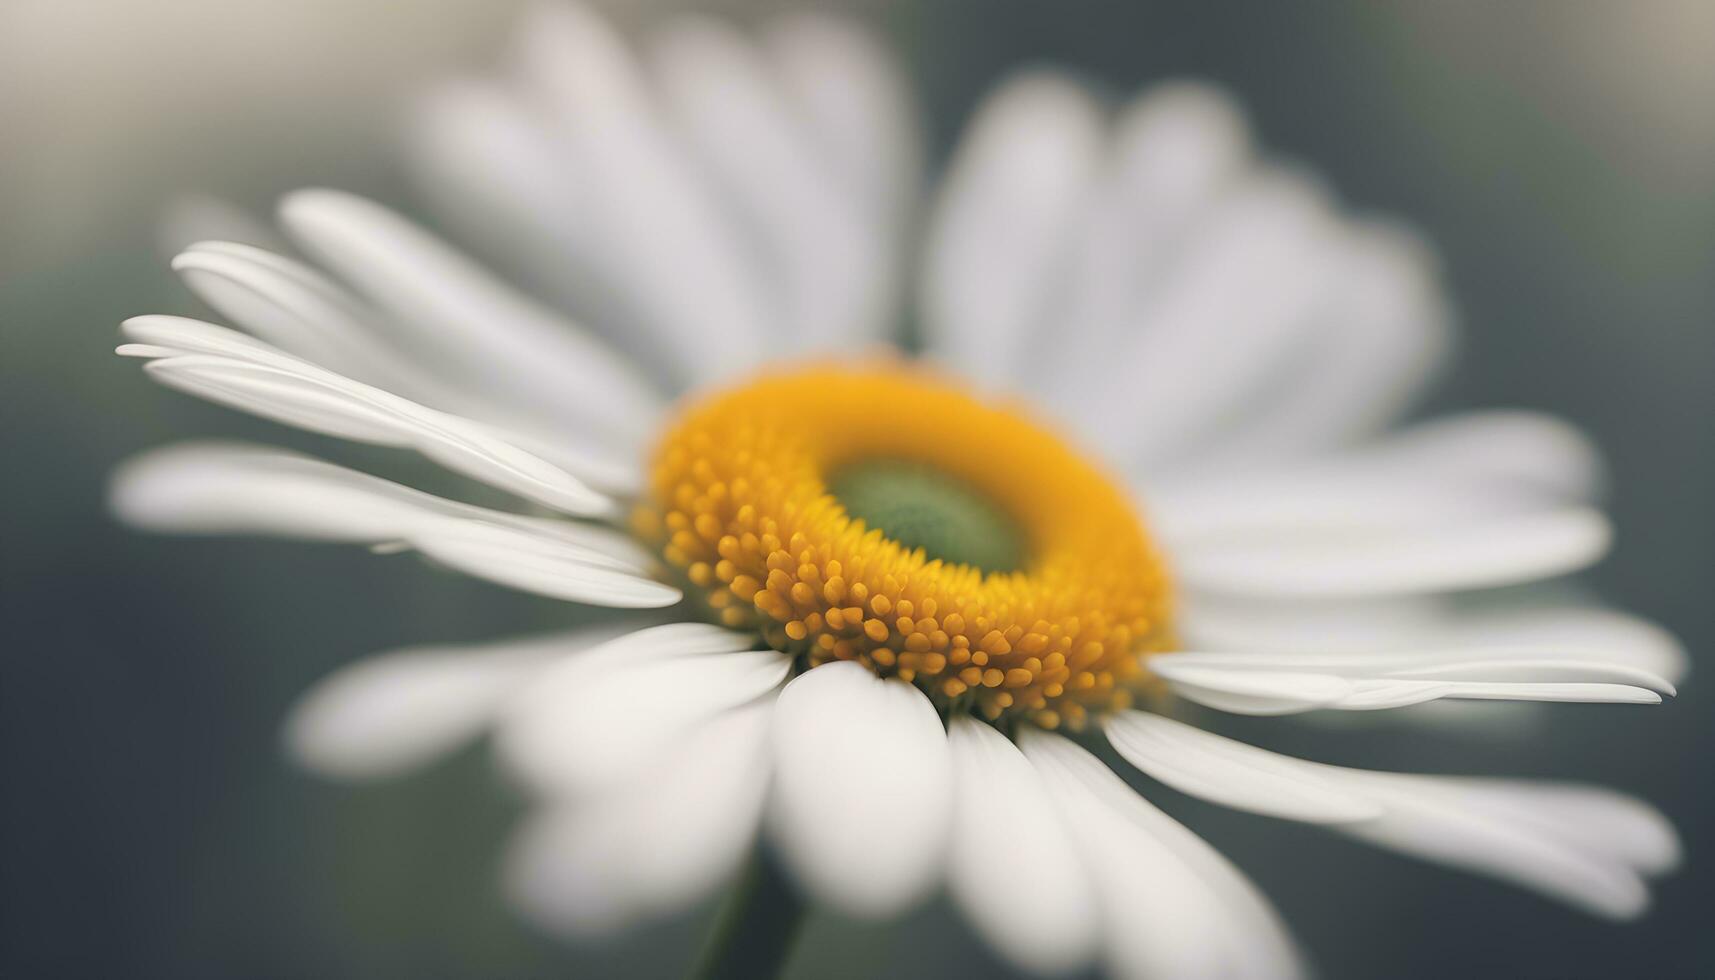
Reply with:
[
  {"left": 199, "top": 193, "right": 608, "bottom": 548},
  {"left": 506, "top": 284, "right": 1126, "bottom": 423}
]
[{"left": 636, "top": 361, "right": 1174, "bottom": 731}]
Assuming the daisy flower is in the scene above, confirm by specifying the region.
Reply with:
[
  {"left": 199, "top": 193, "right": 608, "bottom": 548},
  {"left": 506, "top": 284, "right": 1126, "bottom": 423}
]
[{"left": 112, "top": 5, "right": 1684, "bottom": 978}]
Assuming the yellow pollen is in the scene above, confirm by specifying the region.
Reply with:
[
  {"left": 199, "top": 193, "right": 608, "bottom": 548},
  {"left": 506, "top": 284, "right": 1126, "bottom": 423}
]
[{"left": 636, "top": 361, "right": 1175, "bottom": 730}]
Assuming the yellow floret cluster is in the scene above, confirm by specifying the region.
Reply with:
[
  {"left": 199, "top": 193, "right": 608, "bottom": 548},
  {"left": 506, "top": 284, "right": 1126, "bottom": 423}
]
[{"left": 635, "top": 362, "right": 1175, "bottom": 730}]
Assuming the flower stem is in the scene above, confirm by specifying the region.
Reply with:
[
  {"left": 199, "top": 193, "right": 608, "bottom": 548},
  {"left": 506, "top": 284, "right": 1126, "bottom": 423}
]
[{"left": 692, "top": 847, "right": 807, "bottom": 980}]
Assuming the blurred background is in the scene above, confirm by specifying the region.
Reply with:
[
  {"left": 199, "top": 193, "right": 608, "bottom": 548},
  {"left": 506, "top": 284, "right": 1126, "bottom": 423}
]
[{"left": 3, "top": 1, "right": 1712, "bottom": 977}]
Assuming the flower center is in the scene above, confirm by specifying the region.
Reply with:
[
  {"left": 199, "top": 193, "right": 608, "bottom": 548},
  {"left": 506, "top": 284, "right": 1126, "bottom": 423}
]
[{"left": 636, "top": 361, "right": 1174, "bottom": 730}]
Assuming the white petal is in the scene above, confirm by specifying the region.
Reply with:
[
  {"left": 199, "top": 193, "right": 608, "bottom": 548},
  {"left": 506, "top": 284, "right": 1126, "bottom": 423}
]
[
  {"left": 1433, "top": 601, "right": 1690, "bottom": 684},
  {"left": 516, "top": 1, "right": 771, "bottom": 387},
  {"left": 504, "top": 699, "right": 773, "bottom": 937},
  {"left": 1171, "top": 222, "right": 1454, "bottom": 469},
  {"left": 1151, "top": 648, "right": 1670, "bottom": 715},
  {"left": 652, "top": 17, "right": 892, "bottom": 353},
  {"left": 922, "top": 71, "right": 1104, "bottom": 388},
  {"left": 496, "top": 624, "right": 784, "bottom": 797},
  {"left": 764, "top": 13, "right": 920, "bottom": 224},
  {"left": 171, "top": 240, "right": 641, "bottom": 492},
  {"left": 1041, "top": 82, "right": 1250, "bottom": 395},
  {"left": 277, "top": 189, "right": 661, "bottom": 446},
  {"left": 122, "top": 316, "right": 614, "bottom": 515},
  {"left": 1343, "top": 774, "right": 1675, "bottom": 919},
  {"left": 945, "top": 717, "right": 1096, "bottom": 976},
  {"left": 111, "top": 443, "right": 674, "bottom": 607},
  {"left": 284, "top": 623, "right": 638, "bottom": 780},
  {"left": 405, "top": 79, "right": 627, "bottom": 335},
  {"left": 1019, "top": 731, "right": 1304, "bottom": 980},
  {"left": 1103, "top": 716, "right": 1677, "bottom": 919},
  {"left": 173, "top": 241, "right": 434, "bottom": 396},
  {"left": 1059, "top": 169, "right": 1342, "bottom": 465},
  {"left": 1173, "top": 504, "right": 1612, "bottom": 599},
  {"left": 767, "top": 661, "right": 951, "bottom": 918},
  {"left": 1103, "top": 711, "right": 1383, "bottom": 823}
]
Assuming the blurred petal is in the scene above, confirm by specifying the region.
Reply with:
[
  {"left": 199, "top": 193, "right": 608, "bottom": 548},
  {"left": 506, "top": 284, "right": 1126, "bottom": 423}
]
[
  {"left": 496, "top": 624, "right": 784, "bottom": 797},
  {"left": 504, "top": 699, "right": 773, "bottom": 937},
  {"left": 111, "top": 443, "right": 675, "bottom": 607},
  {"left": 285, "top": 623, "right": 639, "bottom": 780},
  {"left": 768, "top": 662, "right": 951, "bottom": 918},
  {"left": 764, "top": 13, "right": 920, "bottom": 223},
  {"left": 1020, "top": 731, "right": 1304, "bottom": 980},
  {"left": 516, "top": 0, "right": 771, "bottom": 387},
  {"left": 1060, "top": 170, "right": 1342, "bottom": 464},
  {"left": 946, "top": 718, "right": 1096, "bottom": 976},
  {"left": 1042, "top": 82, "right": 1249, "bottom": 393},
  {"left": 1172, "top": 222, "right": 1454, "bottom": 469},
  {"left": 278, "top": 189, "right": 660, "bottom": 447},
  {"left": 922, "top": 71, "right": 1104, "bottom": 387},
  {"left": 1172, "top": 504, "right": 1611, "bottom": 599},
  {"left": 652, "top": 16, "right": 892, "bottom": 353}
]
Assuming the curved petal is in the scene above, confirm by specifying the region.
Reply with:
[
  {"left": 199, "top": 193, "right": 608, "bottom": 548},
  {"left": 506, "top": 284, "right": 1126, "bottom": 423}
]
[
  {"left": 111, "top": 443, "right": 675, "bottom": 607},
  {"left": 1019, "top": 731, "right": 1304, "bottom": 980},
  {"left": 1151, "top": 648, "right": 1671, "bottom": 715},
  {"left": 946, "top": 717, "right": 1096, "bottom": 976},
  {"left": 120, "top": 316, "right": 614, "bottom": 515},
  {"left": 1102, "top": 714, "right": 1677, "bottom": 919},
  {"left": 284, "top": 623, "right": 640, "bottom": 780},
  {"left": 278, "top": 189, "right": 661, "bottom": 446},
  {"left": 767, "top": 661, "right": 952, "bottom": 918},
  {"left": 1103, "top": 711, "right": 1383, "bottom": 823},
  {"left": 504, "top": 699, "right": 774, "bottom": 937},
  {"left": 496, "top": 624, "right": 784, "bottom": 797}
]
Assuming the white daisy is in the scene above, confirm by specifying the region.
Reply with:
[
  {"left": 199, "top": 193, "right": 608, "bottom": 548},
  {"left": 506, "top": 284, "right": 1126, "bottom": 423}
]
[{"left": 112, "top": 5, "right": 1684, "bottom": 978}]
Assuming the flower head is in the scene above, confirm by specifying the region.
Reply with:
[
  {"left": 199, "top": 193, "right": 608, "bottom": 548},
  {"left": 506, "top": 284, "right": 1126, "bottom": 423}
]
[{"left": 114, "top": 4, "right": 1682, "bottom": 978}]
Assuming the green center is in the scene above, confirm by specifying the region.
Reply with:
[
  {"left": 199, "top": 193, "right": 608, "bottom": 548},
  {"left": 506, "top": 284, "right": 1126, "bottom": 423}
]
[{"left": 827, "top": 459, "right": 1026, "bottom": 574}]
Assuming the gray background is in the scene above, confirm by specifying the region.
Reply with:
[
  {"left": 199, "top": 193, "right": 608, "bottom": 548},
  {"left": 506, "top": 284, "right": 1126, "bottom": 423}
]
[{"left": 4, "top": 1, "right": 1712, "bottom": 977}]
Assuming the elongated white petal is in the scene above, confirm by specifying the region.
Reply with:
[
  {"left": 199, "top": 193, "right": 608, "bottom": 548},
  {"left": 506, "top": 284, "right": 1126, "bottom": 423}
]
[
  {"left": 1041, "top": 82, "right": 1249, "bottom": 393},
  {"left": 653, "top": 17, "right": 890, "bottom": 354},
  {"left": 121, "top": 316, "right": 613, "bottom": 515},
  {"left": 1152, "top": 648, "right": 1671, "bottom": 714},
  {"left": 1103, "top": 711, "right": 1382, "bottom": 823},
  {"left": 278, "top": 189, "right": 660, "bottom": 446},
  {"left": 1064, "top": 170, "right": 1342, "bottom": 465},
  {"left": 516, "top": 1, "right": 770, "bottom": 386},
  {"left": 946, "top": 718, "right": 1096, "bottom": 976},
  {"left": 112, "top": 443, "right": 673, "bottom": 607},
  {"left": 505, "top": 699, "right": 773, "bottom": 937},
  {"left": 285, "top": 623, "right": 639, "bottom": 780},
  {"left": 1104, "top": 714, "right": 1676, "bottom": 918},
  {"left": 922, "top": 71, "right": 1104, "bottom": 388},
  {"left": 1020, "top": 731, "right": 1304, "bottom": 980},
  {"left": 1432, "top": 601, "right": 1690, "bottom": 684},
  {"left": 765, "top": 14, "right": 919, "bottom": 223},
  {"left": 1171, "top": 223, "right": 1453, "bottom": 470},
  {"left": 768, "top": 662, "right": 951, "bottom": 918},
  {"left": 173, "top": 241, "right": 435, "bottom": 396},
  {"left": 1174, "top": 505, "right": 1611, "bottom": 599},
  {"left": 406, "top": 78, "right": 627, "bottom": 330},
  {"left": 497, "top": 624, "right": 784, "bottom": 797}
]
